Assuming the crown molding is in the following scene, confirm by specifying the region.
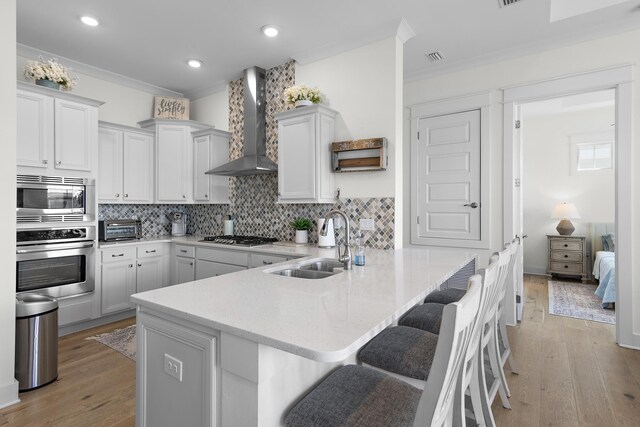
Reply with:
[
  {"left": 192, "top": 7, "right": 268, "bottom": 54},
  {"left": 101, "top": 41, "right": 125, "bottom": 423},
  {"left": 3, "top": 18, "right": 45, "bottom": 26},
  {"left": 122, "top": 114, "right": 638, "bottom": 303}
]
[
  {"left": 17, "top": 43, "right": 183, "bottom": 97},
  {"left": 396, "top": 18, "right": 416, "bottom": 44}
]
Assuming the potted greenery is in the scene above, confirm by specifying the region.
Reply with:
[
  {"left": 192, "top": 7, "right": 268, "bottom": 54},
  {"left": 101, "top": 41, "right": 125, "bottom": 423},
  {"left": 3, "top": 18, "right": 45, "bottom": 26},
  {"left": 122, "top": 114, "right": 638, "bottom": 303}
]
[
  {"left": 291, "top": 218, "right": 313, "bottom": 244},
  {"left": 283, "top": 84, "right": 322, "bottom": 108}
]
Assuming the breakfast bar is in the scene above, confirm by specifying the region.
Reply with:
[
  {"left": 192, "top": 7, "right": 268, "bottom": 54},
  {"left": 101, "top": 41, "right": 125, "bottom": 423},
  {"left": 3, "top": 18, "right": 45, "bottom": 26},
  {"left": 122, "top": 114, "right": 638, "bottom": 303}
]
[{"left": 132, "top": 246, "right": 476, "bottom": 427}]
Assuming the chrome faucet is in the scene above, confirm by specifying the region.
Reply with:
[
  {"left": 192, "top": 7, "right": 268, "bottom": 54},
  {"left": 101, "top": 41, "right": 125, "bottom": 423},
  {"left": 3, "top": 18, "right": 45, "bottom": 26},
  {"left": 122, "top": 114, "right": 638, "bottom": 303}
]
[{"left": 320, "top": 209, "right": 352, "bottom": 270}]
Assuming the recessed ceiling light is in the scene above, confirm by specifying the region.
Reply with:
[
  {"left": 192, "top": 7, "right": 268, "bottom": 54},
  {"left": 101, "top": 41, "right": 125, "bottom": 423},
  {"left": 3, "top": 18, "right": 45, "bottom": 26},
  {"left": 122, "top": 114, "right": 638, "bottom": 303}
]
[
  {"left": 80, "top": 16, "right": 99, "bottom": 27},
  {"left": 261, "top": 25, "right": 279, "bottom": 37},
  {"left": 187, "top": 59, "right": 203, "bottom": 68}
]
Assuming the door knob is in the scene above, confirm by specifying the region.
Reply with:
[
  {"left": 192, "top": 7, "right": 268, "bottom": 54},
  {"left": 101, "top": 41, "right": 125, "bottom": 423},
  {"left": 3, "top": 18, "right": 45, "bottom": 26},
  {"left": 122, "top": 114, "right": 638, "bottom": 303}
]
[
  {"left": 115, "top": 193, "right": 120, "bottom": 197},
  {"left": 138, "top": 263, "right": 142, "bottom": 267},
  {"left": 42, "top": 160, "right": 48, "bottom": 165},
  {"left": 55, "top": 161, "right": 61, "bottom": 165},
  {"left": 124, "top": 194, "right": 129, "bottom": 198},
  {"left": 463, "top": 202, "right": 479, "bottom": 208}
]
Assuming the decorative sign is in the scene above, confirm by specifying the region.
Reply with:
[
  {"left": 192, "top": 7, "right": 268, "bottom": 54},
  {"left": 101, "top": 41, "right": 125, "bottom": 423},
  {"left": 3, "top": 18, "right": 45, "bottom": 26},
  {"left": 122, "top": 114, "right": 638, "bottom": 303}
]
[{"left": 153, "top": 96, "right": 190, "bottom": 120}]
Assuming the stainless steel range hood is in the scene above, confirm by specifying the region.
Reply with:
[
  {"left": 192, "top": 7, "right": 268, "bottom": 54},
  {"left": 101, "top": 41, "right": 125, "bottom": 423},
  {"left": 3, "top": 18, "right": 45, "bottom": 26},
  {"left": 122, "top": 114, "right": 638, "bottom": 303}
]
[{"left": 206, "top": 66, "right": 278, "bottom": 176}]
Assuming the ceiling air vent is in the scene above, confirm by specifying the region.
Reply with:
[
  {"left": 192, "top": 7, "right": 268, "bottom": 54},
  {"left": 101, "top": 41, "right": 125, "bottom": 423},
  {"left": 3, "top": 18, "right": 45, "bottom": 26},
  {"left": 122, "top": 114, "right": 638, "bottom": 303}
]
[
  {"left": 498, "top": 0, "right": 524, "bottom": 7},
  {"left": 426, "top": 51, "right": 445, "bottom": 62}
]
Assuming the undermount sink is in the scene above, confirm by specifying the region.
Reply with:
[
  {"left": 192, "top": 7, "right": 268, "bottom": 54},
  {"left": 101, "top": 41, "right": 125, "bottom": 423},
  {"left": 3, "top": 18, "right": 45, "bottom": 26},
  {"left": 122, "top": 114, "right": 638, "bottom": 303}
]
[{"left": 268, "top": 258, "right": 344, "bottom": 279}]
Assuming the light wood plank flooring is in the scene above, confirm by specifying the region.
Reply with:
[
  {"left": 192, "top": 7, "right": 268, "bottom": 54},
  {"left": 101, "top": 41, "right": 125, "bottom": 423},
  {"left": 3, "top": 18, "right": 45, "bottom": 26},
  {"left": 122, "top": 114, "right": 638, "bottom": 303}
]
[
  {"left": 0, "top": 317, "right": 136, "bottom": 427},
  {"left": 2, "top": 275, "right": 639, "bottom": 426},
  {"left": 493, "top": 274, "right": 640, "bottom": 427}
]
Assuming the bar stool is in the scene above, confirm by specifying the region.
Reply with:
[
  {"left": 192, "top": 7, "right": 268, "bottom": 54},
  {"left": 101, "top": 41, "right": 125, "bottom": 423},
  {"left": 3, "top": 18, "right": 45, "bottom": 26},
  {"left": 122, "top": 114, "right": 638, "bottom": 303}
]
[{"left": 285, "top": 275, "right": 484, "bottom": 427}]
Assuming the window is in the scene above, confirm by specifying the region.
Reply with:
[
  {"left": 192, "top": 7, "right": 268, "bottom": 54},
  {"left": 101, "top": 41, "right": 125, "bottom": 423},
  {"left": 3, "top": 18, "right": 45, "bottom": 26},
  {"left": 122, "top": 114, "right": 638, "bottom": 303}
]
[{"left": 570, "top": 130, "right": 614, "bottom": 175}]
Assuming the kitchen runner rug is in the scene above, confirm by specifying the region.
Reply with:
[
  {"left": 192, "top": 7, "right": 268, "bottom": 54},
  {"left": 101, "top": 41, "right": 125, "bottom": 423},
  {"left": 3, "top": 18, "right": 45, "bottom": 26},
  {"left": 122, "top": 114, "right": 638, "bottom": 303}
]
[
  {"left": 548, "top": 280, "right": 615, "bottom": 324},
  {"left": 86, "top": 325, "right": 136, "bottom": 361}
]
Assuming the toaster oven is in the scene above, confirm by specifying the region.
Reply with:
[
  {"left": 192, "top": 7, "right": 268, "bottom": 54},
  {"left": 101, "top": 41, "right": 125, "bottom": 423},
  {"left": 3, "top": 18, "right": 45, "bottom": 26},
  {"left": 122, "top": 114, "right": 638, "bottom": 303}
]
[{"left": 99, "top": 219, "right": 142, "bottom": 242}]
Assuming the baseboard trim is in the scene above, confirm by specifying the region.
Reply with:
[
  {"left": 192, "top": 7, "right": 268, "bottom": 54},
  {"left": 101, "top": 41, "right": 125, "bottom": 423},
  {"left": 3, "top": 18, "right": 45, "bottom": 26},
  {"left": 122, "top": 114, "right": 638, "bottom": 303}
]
[
  {"left": 524, "top": 267, "right": 547, "bottom": 275},
  {"left": 59, "top": 310, "right": 135, "bottom": 337},
  {"left": 0, "top": 379, "right": 19, "bottom": 410}
]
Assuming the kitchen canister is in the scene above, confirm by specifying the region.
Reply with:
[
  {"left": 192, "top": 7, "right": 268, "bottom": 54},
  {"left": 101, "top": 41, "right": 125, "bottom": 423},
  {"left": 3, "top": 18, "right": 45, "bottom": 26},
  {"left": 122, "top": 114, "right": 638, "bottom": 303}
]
[
  {"left": 223, "top": 219, "right": 235, "bottom": 236},
  {"left": 317, "top": 218, "right": 336, "bottom": 248}
]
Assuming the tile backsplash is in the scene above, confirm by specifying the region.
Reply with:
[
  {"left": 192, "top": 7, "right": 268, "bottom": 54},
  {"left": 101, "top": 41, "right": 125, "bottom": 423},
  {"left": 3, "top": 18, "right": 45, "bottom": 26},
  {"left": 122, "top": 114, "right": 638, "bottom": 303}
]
[{"left": 99, "top": 60, "right": 396, "bottom": 249}]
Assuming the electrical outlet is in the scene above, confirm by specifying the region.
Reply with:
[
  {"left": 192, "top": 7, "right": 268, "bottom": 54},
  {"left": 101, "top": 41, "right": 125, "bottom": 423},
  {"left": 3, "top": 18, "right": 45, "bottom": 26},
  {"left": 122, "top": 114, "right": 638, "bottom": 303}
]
[
  {"left": 164, "top": 353, "right": 183, "bottom": 382},
  {"left": 359, "top": 218, "right": 375, "bottom": 231}
]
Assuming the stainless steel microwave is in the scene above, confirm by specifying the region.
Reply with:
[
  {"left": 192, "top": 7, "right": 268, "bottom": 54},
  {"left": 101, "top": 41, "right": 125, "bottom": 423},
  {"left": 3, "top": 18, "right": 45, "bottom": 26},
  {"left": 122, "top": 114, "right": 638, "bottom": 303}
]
[{"left": 17, "top": 175, "right": 95, "bottom": 223}]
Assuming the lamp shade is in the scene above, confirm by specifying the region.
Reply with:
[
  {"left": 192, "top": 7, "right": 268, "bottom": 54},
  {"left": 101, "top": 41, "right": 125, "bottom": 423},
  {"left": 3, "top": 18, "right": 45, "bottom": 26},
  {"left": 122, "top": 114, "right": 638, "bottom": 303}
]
[{"left": 551, "top": 202, "right": 581, "bottom": 220}]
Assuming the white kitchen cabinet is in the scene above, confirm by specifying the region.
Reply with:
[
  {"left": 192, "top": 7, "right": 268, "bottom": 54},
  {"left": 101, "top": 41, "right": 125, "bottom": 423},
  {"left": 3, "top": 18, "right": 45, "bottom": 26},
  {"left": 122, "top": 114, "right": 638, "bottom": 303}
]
[
  {"left": 17, "top": 82, "right": 102, "bottom": 176},
  {"left": 193, "top": 129, "right": 231, "bottom": 203},
  {"left": 175, "top": 257, "right": 196, "bottom": 284},
  {"left": 98, "top": 122, "right": 154, "bottom": 203},
  {"left": 139, "top": 119, "right": 215, "bottom": 203},
  {"left": 100, "top": 244, "right": 168, "bottom": 314},
  {"left": 275, "top": 105, "right": 337, "bottom": 203},
  {"left": 248, "top": 252, "right": 290, "bottom": 268},
  {"left": 196, "top": 260, "right": 245, "bottom": 279}
]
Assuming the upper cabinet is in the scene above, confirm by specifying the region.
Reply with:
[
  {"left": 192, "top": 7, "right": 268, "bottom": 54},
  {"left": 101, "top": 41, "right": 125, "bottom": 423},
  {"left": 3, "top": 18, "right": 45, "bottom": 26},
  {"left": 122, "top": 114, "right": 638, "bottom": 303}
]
[
  {"left": 193, "top": 129, "right": 231, "bottom": 204},
  {"left": 98, "top": 122, "right": 154, "bottom": 203},
  {"left": 17, "top": 82, "right": 102, "bottom": 177},
  {"left": 275, "top": 105, "right": 338, "bottom": 203},
  {"left": 138, "top": 119, "right": 217, "bottom": 204}
]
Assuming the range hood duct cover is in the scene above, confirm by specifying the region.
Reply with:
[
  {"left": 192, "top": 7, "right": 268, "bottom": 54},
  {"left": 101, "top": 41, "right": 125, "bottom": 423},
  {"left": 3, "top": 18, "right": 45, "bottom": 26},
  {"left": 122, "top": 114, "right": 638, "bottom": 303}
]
[{"left": 206, "top": 66, "right": 278, "bottom": 176}]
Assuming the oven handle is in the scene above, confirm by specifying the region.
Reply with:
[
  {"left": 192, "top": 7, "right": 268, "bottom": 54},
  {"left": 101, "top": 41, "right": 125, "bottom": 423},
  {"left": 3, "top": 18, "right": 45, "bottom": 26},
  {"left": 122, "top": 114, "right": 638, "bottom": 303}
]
[{"left": 17, "top": 242, "right": 94, "bottom": 254}]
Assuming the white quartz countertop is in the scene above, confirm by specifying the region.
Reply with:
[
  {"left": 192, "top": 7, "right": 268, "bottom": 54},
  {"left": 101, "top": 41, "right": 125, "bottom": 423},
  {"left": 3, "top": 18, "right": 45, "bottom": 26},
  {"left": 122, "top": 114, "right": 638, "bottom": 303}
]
[{"left": 131, "top": 246, "right": 476, "bottom": 362}]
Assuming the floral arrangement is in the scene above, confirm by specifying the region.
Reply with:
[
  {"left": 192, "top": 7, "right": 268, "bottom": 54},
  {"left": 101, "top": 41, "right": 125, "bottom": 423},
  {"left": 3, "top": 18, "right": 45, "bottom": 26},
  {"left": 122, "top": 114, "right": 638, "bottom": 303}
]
[
  {"left": 283, "top": 84, "right": 321, "bottom": 105},
  {"left": 23, "top": 56, "right": 77, "bottom": 90}
]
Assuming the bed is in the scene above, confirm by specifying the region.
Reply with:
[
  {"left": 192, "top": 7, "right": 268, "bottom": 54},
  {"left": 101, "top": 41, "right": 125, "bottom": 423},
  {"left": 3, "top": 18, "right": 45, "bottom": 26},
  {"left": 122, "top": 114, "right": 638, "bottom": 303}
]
[{"left": 591, "top": 223, "right": 615, "bottom": 309}]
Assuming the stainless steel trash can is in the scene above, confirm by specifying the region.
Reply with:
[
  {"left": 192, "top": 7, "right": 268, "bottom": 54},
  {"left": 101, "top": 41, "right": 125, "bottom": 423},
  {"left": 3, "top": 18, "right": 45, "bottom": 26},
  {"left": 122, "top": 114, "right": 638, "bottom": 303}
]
[{"left": 15, "top": 293, "right": 59, "bottom": 392}]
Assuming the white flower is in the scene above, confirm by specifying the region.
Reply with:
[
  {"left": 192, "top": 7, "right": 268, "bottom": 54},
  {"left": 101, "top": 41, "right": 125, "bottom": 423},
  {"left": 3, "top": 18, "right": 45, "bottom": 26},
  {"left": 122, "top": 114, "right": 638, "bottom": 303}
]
[
  {"left": 283, "top": 84, "right": 322, "bottom": 105},
  {"left": 23, "top": 56, "right": 77, "bottom": 90}
]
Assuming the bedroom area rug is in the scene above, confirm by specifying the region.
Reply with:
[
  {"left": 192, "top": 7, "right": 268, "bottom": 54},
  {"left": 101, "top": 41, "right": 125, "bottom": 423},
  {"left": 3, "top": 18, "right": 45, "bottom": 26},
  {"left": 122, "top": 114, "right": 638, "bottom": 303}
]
[
  {"left": 548, "top": 280, "right": 615, "bottom": 324},
  {"left": 86, "top": 325, "right": 136, "bottom": 361}
]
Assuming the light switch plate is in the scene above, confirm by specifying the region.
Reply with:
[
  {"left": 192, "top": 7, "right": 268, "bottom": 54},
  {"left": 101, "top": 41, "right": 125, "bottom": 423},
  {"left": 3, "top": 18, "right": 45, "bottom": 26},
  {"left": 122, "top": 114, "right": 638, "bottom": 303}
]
[
  {"left": 164, "top": 353, "right": 183, "bottom": 382},
  {"left": 359, "top": 218, "right": 375, "bottom": 231}
]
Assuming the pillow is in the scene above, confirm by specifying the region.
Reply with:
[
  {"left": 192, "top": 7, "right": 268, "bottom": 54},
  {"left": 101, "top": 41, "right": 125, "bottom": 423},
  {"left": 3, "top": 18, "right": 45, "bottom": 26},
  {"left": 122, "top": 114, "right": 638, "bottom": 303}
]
[{"left": 603, "top": 233, "right": 615, "bottom": 252}]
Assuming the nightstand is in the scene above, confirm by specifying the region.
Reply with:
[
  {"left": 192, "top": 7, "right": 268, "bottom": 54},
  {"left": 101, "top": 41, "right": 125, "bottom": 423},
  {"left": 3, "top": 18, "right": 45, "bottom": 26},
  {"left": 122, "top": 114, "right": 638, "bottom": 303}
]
[{"left": 546, "top": 235, "right": 588, "bottom": 282}]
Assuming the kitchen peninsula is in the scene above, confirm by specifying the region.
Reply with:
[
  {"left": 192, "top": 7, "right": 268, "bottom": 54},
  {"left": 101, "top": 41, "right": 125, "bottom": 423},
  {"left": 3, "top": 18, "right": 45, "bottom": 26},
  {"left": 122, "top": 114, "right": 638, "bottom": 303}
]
[{"left": 132, "top": 246, "right": 475, "bottom": 427}]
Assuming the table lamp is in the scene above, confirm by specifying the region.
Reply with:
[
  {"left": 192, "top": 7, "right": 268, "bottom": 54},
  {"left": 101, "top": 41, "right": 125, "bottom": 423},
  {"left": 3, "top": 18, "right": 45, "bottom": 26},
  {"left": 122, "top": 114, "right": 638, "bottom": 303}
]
[{"left": 551, "top": 202, "right": 581, "bottom": 236}]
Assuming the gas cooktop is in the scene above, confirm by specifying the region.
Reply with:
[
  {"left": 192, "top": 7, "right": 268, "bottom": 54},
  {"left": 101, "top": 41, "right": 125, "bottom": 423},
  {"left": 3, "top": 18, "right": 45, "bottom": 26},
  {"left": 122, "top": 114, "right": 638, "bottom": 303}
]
[{"left": 199, "top": 235, "right": 278, "bottom": 247}]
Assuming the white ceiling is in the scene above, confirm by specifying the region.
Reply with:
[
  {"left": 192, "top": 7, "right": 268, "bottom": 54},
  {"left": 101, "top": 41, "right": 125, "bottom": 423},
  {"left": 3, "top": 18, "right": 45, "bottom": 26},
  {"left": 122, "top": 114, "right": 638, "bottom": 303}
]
[{"left": 16, "top": 0, "right": 640, "bottom": 98}]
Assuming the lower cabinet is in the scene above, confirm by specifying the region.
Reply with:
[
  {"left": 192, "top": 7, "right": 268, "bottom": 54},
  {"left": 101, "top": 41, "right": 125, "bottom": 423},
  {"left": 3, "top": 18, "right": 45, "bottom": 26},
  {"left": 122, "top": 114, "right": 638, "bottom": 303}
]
[
  {"left": 195, "top": 247, "right": 248, "bottom": 281},
  {"left": 195, "top": 260, "right": 245, "bottom": 280},
  {"left": 100, "top": 244, "right": 168, "bottom": 315},
  {"left": 175, "top": 256, "right": 196, "bottom": 284}
]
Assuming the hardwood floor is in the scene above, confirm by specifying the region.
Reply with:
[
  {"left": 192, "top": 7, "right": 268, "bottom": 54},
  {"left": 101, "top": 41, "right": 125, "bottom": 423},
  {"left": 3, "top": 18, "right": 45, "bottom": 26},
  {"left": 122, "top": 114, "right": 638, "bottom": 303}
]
[
  {"left": 2, "top": 275, "right": 639, "bottom": 426},
  {"left": 493, "top": 274, "right": 640, "bottom": 427},
  {"left": 0, "top": 317, "right": 136, "bottom": 427}
]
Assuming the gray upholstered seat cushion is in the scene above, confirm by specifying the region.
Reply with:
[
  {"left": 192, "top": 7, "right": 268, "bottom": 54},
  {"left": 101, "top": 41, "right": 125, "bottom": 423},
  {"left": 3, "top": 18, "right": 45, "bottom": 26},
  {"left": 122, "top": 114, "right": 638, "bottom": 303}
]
[
  {"left": 285, "top": 364, "right": 421, "bottom": 427},
  {"left": 423, "top": 287, "right": 466, "bottom": 305},
  {"left": 358, "top": 326, "right": 439, "bottom": 381},
  {"left": 398, "top": 303, "right": 445, "bottom": 334}
]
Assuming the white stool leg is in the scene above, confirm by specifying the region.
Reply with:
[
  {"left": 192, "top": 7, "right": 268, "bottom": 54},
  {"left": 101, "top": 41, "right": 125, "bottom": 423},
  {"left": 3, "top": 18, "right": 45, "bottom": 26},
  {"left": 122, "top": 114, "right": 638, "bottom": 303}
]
[
  {"left": 477, "top": 344, "right": 497, "bottom": 427},
  {"left": 488, "top": 330, "right": 511, "bottom": 408},
  {"left": 499, "top": 317, "right": 519, "bottom": 374}
]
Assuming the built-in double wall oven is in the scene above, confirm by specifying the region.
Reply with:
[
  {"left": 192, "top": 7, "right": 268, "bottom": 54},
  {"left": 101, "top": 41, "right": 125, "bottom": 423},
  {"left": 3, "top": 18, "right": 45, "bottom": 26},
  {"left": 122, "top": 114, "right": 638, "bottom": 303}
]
[{"left": 16, "top": 175, "right": 97, "bottom": 299}]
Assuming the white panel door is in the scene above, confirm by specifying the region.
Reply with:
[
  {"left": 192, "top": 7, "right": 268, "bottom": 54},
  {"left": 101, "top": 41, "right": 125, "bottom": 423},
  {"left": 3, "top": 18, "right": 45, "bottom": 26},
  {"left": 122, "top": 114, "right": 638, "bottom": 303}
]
[
  {"left": 98, "top": 127, "right": 123, "bottom": 202},
  {"left": 17, "top": 90, "right": 52, "bottom": 169},
  {"left": 123, "top": 132, "right": 154, "bottom": 203},
  {"left": 137, "top": 257, "right": 164, "bottom": 293},
  {"left": 278, "top": 115, "right": 316, "bottom": 200},
  {"left": 209, "top": 133, "right": 230, "bottom": 203},
  {"left": 175, "top": 257, "right": 195, "bottom": 285},
  {"left": 416, "top": 110, "right": 481, "bottom": 241},
  {"left": 101, "top": 261, "right": 136, "bottom": 314},
  {"left": 54, "top": 99, "right": 95, "bottom": 171}
]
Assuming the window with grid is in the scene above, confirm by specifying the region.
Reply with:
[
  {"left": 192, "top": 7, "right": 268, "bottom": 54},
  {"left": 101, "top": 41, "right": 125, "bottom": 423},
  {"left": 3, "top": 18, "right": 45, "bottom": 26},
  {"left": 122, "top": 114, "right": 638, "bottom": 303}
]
[{"left": 576, "top": 142, "right": 613, "bottom": 171}]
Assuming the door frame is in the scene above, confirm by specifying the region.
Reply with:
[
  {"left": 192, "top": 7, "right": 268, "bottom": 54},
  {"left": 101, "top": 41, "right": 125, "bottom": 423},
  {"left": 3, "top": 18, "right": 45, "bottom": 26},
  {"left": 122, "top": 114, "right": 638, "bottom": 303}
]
[
  {"left": 409, "top": 91, "right": 493, "bottom": 249},
  {"left": 503, "top": 64, "right": 635, "bottom": 348}
]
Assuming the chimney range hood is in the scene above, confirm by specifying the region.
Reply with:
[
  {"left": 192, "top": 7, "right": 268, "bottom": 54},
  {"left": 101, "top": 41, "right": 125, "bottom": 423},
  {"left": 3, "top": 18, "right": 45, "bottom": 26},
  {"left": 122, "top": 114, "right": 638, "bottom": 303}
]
[{"left": 206, "top": 66, "right": 278, "bottom": 176}]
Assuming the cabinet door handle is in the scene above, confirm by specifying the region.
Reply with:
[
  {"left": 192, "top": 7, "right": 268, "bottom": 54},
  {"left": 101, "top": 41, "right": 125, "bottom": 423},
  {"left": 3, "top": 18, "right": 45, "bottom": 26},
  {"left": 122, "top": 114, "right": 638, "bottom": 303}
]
[
  {"left": 189, "top": 262, "right": 193, "bottom": 266},
  {"left": 263, "top": 260, "right": 273, "bottom": 265},
  {"left": 42, "top": 160, "right": 48, "bottom": 165},
  {"left": 564, "top": 254, "right": 568, "bottom": 258},
  {"left": 112, "top": 253, "right": 125, "bottom": 257},
  {"left": 55, "top": 161, "right": 61, "bottom": 165},
  {"left": 463, "top": 202, "right": 478, "bottom": 208},
  {"left": 129, "top": 264, "right": 134, "bottom": 268},
  {"left": 146, "top": 250, "right": 156, "bottom": 253},
  {"left": 180, "top": 249, "right": 188, "bottom": 253},
  {"left": 183, "top": 194, "right": 187, "bottom": 198},
  {"left": 124, "top": 194, "right": 129, "bottom": 198},
  {"left": 138, "top": 263, "right": 142, "bottom": 267},
  {"left": 564, "top": 244, "right": 568, "bottom": 247},
  {"left": 115, "top": 193, "right": 120, "bottom": 197},
  {"left": 204, "top": 195, "right": 208, "bottom": 198},
  {"left": 564, "top": 265, "right": 569, "bottom": 269}
]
